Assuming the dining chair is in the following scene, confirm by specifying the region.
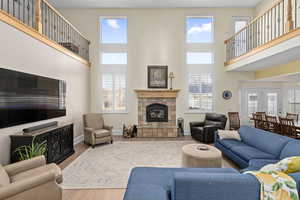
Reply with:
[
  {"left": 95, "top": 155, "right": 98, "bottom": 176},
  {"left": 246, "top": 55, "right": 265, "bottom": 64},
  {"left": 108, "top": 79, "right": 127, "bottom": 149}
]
[
  {"left": 256, "top": 112, "right": 267, "bottom": 121},
  {"left": 228, "top": 112, "right": 240, "bottom": 130},
  {"left": 279, "top": 117, "right": 299, "bottom": 139},
  {"left": 286, "top": 113, "right": 299, "bottom": 122},
  {"left": 266, "top": 115, "right": 281, "bottom": 133},
  {"left": 252, "top": 113, "right": 267, "bottom": 130}
]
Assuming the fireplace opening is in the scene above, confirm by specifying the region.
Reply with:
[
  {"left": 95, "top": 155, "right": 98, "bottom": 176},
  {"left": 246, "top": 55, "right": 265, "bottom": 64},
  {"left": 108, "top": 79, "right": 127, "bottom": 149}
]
[{"left": 146, "top": 103, "right": 168, "bottom": 122}]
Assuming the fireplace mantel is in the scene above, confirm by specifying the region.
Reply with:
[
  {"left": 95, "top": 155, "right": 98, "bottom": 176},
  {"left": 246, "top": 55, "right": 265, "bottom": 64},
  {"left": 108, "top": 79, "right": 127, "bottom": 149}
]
[{"left": 134, "top": 89, "right": 180, "bottom": 98}]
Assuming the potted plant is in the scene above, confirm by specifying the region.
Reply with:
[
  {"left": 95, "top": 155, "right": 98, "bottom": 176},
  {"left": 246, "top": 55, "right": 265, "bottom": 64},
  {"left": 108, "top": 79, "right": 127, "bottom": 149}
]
[{"left": 14, "top": 137, "right": 47, "bottom": 161}]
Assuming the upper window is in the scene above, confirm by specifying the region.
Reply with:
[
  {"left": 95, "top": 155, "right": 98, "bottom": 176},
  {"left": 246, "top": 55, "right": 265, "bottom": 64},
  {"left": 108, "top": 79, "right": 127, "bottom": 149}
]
[
  {"left": 100, "top": 17, "right": 128, "bottom": 113},
  {"left": 187, "top": 52, "right": 213, "bottom": 64},
  {"left": 101, "top": 18, "right": 127, "bottom": 44},
  {"left": 101, "top": 53, "right": 127, "bottom": 65},
  {"left": 235, "top": 20, "right": 247, "bottom": 33},
  {"left": 186, "top": 17, "right": 213, "bottom": 43}
]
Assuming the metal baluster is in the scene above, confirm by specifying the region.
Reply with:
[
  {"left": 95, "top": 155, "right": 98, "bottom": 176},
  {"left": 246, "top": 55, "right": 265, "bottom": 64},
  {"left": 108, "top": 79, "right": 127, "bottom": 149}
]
[
  {"left": 32, "top": 0, "right": 34, "bottom": 28},
  {"left": 13, "top": 0, "right": 15, "bottom": 17},
  {"left": 18, "top": 0, "right": 20, "bottom": 19},
  {"left": 282, "top": 1, "right": 285, "bottom": 34}
]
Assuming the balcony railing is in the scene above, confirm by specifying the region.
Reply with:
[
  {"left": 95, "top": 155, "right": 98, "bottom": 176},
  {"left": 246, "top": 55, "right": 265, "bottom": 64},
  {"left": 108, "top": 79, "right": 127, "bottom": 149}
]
[
  {"left": 0, "top": 0, "right": 90, "bottom": 64},
  {"left": 225, "top": 0, "right": 299, "bottom": 65}
]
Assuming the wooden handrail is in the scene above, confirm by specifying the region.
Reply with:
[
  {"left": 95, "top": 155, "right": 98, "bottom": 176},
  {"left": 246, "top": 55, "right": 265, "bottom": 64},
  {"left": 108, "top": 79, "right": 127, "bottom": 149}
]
[
  {"left": 0, "top": 0, "right": 91, "bottom": 66},
  {"left": 42, "top": 0, "right": 90, "bottom": 44},
  {"left": 225, "top": 0, "right": 297, "bottom": 65},
  {"left": 225, "top": 0, "right": 284, "bottom": 44}
]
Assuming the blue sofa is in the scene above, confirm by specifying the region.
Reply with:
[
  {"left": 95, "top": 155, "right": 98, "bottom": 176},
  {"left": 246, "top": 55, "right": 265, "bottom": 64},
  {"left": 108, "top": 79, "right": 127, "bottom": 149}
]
[
  {"left": 215, "top": 126, "right": 300, "bottom": 171},
  {"left": 124, "top": 126, "right": 300, "bottom": 200}
]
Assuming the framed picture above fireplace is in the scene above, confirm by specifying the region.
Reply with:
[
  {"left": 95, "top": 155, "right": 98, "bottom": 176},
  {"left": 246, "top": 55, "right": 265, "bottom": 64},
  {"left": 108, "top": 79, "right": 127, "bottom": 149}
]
[{"left": 147, "top": 66, "right": 168, "bottom": 89}]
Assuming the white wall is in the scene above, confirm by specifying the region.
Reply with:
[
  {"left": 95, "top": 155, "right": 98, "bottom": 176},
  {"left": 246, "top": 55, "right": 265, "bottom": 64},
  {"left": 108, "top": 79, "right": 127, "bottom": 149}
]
[
  {"left": 59, "top": 8, "right": 256, "bottom": 134},
  {"left": 255, "top": 0, "right": 276, "bottom": 15},
  {"left": 0, "top": 21, "right": 90, "bottom": 164}
]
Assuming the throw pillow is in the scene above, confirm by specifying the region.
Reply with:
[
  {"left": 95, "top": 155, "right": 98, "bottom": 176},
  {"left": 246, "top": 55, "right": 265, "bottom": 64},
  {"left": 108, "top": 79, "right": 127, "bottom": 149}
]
[
  {"left": 260, "top": 157, "right": 300, "bottom": 174},
  {"left": 218, "top": 130, "right": 241, "bottom": 141}
]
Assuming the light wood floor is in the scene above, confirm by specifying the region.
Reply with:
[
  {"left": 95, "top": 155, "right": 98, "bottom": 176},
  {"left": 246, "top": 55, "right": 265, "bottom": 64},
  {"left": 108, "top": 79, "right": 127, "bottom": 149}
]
[{"left": 60, "top": 136, "right": 238, "bottom": 200}]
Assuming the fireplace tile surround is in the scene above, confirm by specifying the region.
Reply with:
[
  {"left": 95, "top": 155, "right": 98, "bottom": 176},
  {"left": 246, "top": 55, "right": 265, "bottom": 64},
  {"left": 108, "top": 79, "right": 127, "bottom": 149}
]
[{"left": 135, "top": 89, "right": 180, "bottom": 138}]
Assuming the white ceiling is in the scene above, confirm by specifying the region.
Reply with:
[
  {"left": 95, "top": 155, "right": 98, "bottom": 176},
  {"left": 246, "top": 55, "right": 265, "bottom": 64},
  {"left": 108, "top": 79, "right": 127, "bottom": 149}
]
[{"left": 48, "top": 0, "right": 262, "bottom": 9}]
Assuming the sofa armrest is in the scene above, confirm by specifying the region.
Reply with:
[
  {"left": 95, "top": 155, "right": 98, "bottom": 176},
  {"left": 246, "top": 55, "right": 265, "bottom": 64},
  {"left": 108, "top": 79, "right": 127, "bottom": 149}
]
[
  {"left": 171, "top": 172, "right": 260, "bottom": 200},
  {"left": 0, "top": 171, "right": 56, "bottom": 199},
  {"left": 4, "top": 156, "right": 46, "bottom": 176},
  {"left": 103, "top": 125, "right": 113, "bottom": 131},
  {"left": 189, "top": 121, "right": 205, "bottom": 128}
]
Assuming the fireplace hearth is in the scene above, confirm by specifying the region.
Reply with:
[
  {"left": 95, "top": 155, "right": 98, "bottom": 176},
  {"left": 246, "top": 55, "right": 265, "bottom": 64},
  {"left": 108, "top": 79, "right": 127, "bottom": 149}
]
[{"left": 146, "top": 103, "right": 168, "bottom": 122}]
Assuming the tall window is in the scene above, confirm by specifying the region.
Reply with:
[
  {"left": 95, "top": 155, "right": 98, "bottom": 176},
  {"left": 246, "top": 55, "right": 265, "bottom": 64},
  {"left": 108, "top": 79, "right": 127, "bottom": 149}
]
[
  {"left": 100, "top": 18, "right": 127, "bottom": 113},
  {"left": 186, "top": 16, "right": 214, "bottom": 112},
  {"left": 288, "top": 88, "right": 300, "bottom": 114}
]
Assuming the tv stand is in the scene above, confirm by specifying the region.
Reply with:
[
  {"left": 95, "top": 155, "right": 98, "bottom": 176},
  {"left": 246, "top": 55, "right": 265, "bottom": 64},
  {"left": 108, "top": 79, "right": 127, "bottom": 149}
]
[{"left": 10, "top": 123, "right": 74, "bottom": 164}]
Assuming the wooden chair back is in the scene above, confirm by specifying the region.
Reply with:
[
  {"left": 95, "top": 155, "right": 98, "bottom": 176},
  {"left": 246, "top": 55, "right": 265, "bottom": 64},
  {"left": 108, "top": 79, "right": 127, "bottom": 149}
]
[
  {"left": 256, "top": 112, "right": 267, "bottom": 121},
  {"left": 266, "top": 115, "right": 280, "bottom": 133},
  {"left": 228, "top": 112, "right": 240, "bottom": 130},
  {"left": 286, "top": 113, "right": 299, "bottom": 122},
  {"left": 252, "top": 113, "right": 265, "bottom": 129},
  {"left": 279, "top": 117, "right": 298, "bottom": 138}
]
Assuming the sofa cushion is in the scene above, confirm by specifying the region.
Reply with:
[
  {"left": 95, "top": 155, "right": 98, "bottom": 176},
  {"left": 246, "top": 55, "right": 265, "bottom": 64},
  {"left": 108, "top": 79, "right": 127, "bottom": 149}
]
[
  {"left": 127, "top": 167, "right": 238, "bottom": 190},
  {"left": 0, "top": 165, "right": 10, "bottom": 187},
  {"left": 289, "top": 172, "right": 300, "bottom": 194},
  {"left": 239, "top": 126, "right": 291, "bottom": 157},
  {"left": 124, "top": 184, "right": 170, "bottom": 200},
  {"left": 249, "top": 159, "right": 279, "bottom": 170},
  {"left": 10, "top": 163, "right": 62, "bottom": 184},
  {"left": 231, "top": 146, "right": 276, "bottom": 162},
  {"left": 218, "top": 139, "right": 247, "bottom": 149},
  {"left": 280, "top": 140, "right": 300, "bottom": 160},
  {"left": 94, "top": 129, "right": 111, "bottom": 138}
]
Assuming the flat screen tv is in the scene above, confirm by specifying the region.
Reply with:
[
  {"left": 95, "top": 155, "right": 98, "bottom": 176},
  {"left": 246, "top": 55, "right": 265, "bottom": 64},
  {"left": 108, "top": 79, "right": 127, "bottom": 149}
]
[{"left": 0, "top": 68, "right": 66, "bottom": 129}]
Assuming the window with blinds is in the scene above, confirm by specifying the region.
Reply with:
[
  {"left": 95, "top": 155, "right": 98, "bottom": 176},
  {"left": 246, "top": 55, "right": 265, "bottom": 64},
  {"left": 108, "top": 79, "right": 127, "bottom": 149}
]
[
  {"left": 188, "top": 73, "right": 213, "bottom": 111},
  {"left": 288, "top": 88, "right": 300, "bottom": 114},
  {"left": 100, "top": 18, "right": 127, "bottom": 113},
  {"left": 186, "top": 16, "right": 214, "bottom": 112}
]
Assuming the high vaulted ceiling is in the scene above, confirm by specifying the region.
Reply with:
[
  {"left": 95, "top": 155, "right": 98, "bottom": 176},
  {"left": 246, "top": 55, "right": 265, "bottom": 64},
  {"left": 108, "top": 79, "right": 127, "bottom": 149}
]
[{"left": 48, "top": 0, "right": 262, "bottom": 9}]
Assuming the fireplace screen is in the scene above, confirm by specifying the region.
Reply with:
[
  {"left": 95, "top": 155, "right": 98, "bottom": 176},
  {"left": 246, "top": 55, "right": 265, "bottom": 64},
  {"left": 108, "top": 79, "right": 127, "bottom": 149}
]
[{"left": 146, "top": 103, "right": 168, "bottom": 122}]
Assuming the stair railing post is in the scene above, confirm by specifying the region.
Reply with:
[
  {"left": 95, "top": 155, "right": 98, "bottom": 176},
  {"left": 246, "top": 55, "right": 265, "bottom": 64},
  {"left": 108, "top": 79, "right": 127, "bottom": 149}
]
[
  {"left": 285, "top": 0, "right": 294, "bottom": 33},
  {"left": 35, "top": 0, "right": 43, "bottom": 33}
]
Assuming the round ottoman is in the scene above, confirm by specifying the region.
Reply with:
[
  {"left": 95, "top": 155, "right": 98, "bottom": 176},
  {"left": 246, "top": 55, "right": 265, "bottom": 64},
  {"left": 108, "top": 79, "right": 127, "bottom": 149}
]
[{"left": 182, "top": 144, "right": 222, "bottom": 168}]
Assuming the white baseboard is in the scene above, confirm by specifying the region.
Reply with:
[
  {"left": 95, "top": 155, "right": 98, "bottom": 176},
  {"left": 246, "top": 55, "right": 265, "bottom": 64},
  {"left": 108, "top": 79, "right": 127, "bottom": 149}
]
[
  {"left": 112, "top": 129, "right": 191, "bottom": 136},
  {"left": 74, "top": 135, "right": 84, "bottom": 145}
]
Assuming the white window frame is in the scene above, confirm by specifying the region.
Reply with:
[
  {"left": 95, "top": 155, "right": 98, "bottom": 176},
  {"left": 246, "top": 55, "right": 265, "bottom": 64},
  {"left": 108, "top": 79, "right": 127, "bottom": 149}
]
[
  {"left": 185, "top": 16, "right": 215, "bottom": 113},
  {"left": 99, "top": 16, "right": 128, "bottom": 114},
  {"left": 286, "top": 87, "right": 300, "bottom": 114}
]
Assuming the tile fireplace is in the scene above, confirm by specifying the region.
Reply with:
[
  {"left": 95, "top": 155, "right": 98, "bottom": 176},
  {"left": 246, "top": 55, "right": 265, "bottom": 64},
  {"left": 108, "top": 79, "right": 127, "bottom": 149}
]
[{"left": 135, "top": 89, "right": 180, "bottom": 138}]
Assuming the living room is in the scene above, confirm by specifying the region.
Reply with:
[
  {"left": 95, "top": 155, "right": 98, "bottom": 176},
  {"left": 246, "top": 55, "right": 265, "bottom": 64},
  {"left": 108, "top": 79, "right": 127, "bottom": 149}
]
[{"left": 0, "top": 0, "right": 300, "bottom": 199}]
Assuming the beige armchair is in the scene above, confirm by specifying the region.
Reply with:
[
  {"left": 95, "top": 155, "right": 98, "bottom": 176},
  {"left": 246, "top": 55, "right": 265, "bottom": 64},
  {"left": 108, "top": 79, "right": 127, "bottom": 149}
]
[
  {"left": 0, "top": 156, "right": 62, "bottom": 200},
  {"left": 83, "top": 113, "right": 113, "bottom": 148}
]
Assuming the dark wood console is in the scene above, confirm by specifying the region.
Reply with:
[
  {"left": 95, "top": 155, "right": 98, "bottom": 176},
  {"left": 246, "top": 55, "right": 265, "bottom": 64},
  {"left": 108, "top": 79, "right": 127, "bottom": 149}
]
[{"left": 10, "top": 123, "right": 74, "bottom": 164}]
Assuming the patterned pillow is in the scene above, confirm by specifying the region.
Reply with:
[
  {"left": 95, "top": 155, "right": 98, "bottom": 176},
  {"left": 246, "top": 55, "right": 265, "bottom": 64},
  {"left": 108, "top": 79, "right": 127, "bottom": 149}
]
[
  {"left": 260, "top": 156, "right": 300, "bottom": 174},
  {"left": 218, "top": 130, "right": 241, "bottom": 141}
]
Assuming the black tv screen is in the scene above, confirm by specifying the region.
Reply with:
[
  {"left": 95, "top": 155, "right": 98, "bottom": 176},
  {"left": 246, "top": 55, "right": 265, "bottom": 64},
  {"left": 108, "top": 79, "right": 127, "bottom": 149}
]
[{"left": 0, "top": 68, "right": 66, "bottom": 129}]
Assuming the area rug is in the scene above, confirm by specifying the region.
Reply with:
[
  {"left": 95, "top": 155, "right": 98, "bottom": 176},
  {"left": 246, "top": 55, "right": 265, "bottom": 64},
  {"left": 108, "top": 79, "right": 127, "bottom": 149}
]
[{"left": 61, "top": 141, "right": 194, "bottom": 189}]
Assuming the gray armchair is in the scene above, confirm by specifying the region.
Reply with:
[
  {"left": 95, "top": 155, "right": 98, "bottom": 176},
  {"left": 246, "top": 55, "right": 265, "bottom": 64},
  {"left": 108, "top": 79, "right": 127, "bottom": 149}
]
[
  {"left": 0, "top": 156, "right": 62, "bottom": 200},
  {"left": 83, "top": 113, "right": 113, "bottom": 148}
]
